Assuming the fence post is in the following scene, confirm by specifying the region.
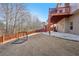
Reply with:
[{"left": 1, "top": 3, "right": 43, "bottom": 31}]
[{"left": 0, "top": 35, "right": 4, "bottom": 44}]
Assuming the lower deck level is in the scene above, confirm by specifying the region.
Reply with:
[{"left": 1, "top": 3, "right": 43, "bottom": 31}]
[{"left": 0, "top": 33, "right": 79, "bottom": 56}]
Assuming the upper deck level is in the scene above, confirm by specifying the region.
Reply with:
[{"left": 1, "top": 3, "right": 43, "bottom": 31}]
[{"left": 49, "top": 6, "right": 71, "bottom": 16}]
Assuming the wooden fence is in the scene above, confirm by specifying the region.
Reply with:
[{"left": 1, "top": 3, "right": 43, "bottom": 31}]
[{"left": 0, "top": 28, "right": 47, "bottom": 44}]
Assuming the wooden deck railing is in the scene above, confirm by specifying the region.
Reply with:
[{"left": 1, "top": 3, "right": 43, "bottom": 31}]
[
  {"left": 49, "top": 6, "right": 71, "bottom": 15},
  {"left": 0, "top": 28, "right": 47, "bottom": 44}
]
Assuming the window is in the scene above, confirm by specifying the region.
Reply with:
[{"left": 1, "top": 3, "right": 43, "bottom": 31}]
[
  {"left": 57, "top": 9, "right": 63, "bottom": 13},
  {"left": 59, "top": 10, "right": 63, "bottom": 13},
  {"left": 70, "top": 22, "right": 73, "bottom": 30}
]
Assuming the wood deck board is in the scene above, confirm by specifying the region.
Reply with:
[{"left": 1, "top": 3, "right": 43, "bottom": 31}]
[{"left": 0, "top": 33, "right": 79, "bottom": 56}]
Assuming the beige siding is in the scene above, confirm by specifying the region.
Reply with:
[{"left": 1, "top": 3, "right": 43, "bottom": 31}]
[
  {"left": 70, "top": 3, "right": 79, "bottom": 13},
  {"left": 68, "top": 12, "right": 79, "bottom": 35},
  {"left": 57, "top": 18, "right": 66, "bottom": 32},
  {"left": 57, "top": 12, "right": 79, "bottom": 35},
  {"left": 54, "top": 3, "right": 79, "bottom": 35}
]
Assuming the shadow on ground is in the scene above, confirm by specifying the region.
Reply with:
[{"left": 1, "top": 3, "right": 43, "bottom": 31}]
[{"left": 11, "top": 36, "right": 28, "bottom": 44}]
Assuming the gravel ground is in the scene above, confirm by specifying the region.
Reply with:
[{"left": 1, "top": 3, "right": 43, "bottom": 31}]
[{"left": 0, "top": 33, "right": 79, "bottom": 56}]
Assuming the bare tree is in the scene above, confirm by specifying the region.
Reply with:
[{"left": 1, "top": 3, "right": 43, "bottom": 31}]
[
  {"left": 0, "top": 3, "right": 26, "bottom": 34},
  {"left": 0, "top": 3, "right": 42, "bottom": 35}
]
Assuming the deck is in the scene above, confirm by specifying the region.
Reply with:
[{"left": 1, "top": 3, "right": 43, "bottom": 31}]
[{"left": 0, "top": 33, "right": 79, "bottom": 56}]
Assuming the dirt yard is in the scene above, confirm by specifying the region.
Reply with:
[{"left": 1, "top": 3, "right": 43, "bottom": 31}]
[{"left": 0, "top": 33, "right": 79, "bottom": 56}]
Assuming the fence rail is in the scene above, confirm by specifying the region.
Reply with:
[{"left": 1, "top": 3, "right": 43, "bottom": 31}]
[{"left": 0, "top": 28, "right": 47, "bottom": 44}]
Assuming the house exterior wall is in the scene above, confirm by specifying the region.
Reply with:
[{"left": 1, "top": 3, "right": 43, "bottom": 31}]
[
  {"left": 56, "top": 11, "right": 79, "bottom": 35},
  {"left": 68, "top": 12, "right": 79, "bottom": 35},
  {"left": 57, "top": 3, "right": 79, "bottom": 13},
  {"left": 70, "top": 3, "right": 79, "bottom": 13},
  {"left": 55, "top": 3, "right": 79, "bottom": 35},
  {"left": 56, "top": 18, "right": 66, "bottom": 32},
  {"left": 49, "top": 3, "right": 79, "bottom": 35}
]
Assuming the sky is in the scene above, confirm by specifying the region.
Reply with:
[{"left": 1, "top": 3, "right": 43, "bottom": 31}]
[{"left": 26, "top": 3, "right": 57, "bottom": 22}]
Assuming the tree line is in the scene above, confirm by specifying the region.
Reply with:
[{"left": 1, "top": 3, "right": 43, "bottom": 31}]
[{"left": 0, "top": 3, "right": 43, "bottom": 36}]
